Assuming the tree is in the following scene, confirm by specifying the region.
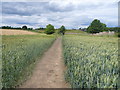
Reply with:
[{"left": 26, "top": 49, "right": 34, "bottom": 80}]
[
  {"left": 45, "top": 24, "right": 55, "bottom": 34},
  {"left": 58, "top": 25, "right": 66, "bottom": 35},
  {"left": 22, "top": 25, "right": 27, "bottom": 30},
  {"left": 87, "top": 19, "right": 106, "bottom": 33},
  {"left": 101, "top": 23, "right": 107, "bottom": 31}
]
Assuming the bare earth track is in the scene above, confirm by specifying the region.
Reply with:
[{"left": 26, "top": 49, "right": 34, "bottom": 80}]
[
  {"left": 19, "top": 37, "right": 69, "bottom": 88},
  {"left": 1, "top": 29, "right": 38, "bottom": 35}
]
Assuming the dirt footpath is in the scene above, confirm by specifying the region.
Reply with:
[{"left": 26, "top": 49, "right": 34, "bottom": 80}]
[{"left": 19, "top": 37, "right": 69, "bottom": 88}]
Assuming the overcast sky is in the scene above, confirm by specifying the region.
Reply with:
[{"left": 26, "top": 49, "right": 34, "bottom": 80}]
[{"left": 1, "top": 0, "right": 119, "bottom": 29}]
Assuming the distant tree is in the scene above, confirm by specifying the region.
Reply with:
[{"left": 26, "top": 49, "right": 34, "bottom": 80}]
[
  {"left": 35, "top": 27, "right": 45, "bottom": 30},
  {"left": 27, "top": 28, "right": 33, "bottom": 30},
  {"left": 2, "top": 26, "right": 12, "bottom": 29},
  {"left": 101, "top": 23, "right": 107, "bottom": 31},
  {"left": 79, "top": 28, "right": 82, "bottom": 30},
  {"left": 107, "top": 27, "right": 120, "bottom": 32},
  {"left": 87, "top": 19, "right": 106, "bottom": 33},
  {"left": 45, "top": 24, "right": 55, "bottom": 34},
  {"left": 58, "top": 25, "right": 66, "bottom": 35},
  {"left": 22, "top": 25, "right": 27, "bottom": 30},
  {"left": 106, "top": 27, "right": 120, "bottom": 37}
]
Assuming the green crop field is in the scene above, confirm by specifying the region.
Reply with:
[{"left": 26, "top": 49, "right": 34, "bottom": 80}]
[
  {"left": 63, "top": 35, "right": 119, "bottom": 88},
  {"left": 2, "top": 35, "right": 55, "bottom": 88},
  {"left": 1, "top": 30, "right": 119, "bottom": 88}
]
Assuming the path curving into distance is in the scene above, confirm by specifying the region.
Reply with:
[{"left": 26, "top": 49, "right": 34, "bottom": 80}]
[{"left": 19, "top": 37, "right": 69, "bottom": 88}]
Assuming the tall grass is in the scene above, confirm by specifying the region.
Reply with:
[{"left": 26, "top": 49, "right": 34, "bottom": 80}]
[
  {"left": 2, "top": 35, "right": 55, "bottom": 88},
  {"left": 63, "top": 35, "right": 119, "bottom": 88}
]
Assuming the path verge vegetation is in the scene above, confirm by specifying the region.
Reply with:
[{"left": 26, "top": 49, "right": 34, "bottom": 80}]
[{"left": 2, "top": 35, "right": 55, "bottom": 88}]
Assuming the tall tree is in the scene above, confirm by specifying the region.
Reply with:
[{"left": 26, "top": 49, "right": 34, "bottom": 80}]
[
  {"left": 45, "top": 24, "right": 55, "bottom": 34},
  {"left": 58, "top": 25, "right": 66, "bottom": 35},
  {"left": 22, "top": 25, "right": 27, "bottom": 30},
  {"left": 87, "top": 19, "right": 106, "bottom": 33}
]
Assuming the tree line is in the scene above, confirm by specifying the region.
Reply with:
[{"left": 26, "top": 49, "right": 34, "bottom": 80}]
[
  {"left": 1, "top": 19, "right": 119, "bottom": 36},
  {"left": 1, "top": 26, "right": 33, "bottom": 30},
  {"left": 1, "top": 25, "right": 66, "bottom": 35}
]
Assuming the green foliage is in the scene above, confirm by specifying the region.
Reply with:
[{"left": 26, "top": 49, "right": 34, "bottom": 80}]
[
  {"left": 87, "top": 19, "right": 106, "bottom": 33},
  {"left": 2, "top": 35, "right": 55, "bottom": 88},
  {"left": 45, "top": 24, "right": 55, "bottom": 34},
  {"left": 63, "top": 35, "right": 119, "bottom": 88},
  {"left": 1, "top": 26, "right": 22, "bottom": 30},
  {"left": 58, "top": 25, "right": 66, "bottom": 35},
  {"left": 105, "top": 27, "right": 120, "bottom": 37},
  {"left": 118, "top": 33, "right": 120, "bottom": 37},
  {"left": 27, "top": 28, "right": 33, "bottom": 30},
  {"left": 1, "top": 26, "right": 33, "bottom": 30},
  {"left": 107, "top": 27, "right": 120, "bottom": 32},
  {"left": 22, "top": 26, "right": 27, "bottom": 30},
  {"left": 35, "top": 27, "right": 45, "bottom": 30},
  {"left": 1, "top": 26, "right": 44, "bottom": 31}
]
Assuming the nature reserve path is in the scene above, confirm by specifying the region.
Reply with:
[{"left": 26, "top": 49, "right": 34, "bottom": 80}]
[{"left": 20, "top": 37, "right": 69, "bottom": 88}]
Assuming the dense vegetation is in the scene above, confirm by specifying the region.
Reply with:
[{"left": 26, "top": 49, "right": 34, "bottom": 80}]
[
  {"left": 45, "top": 24, "right": 55, "bottom": 34},
  {"left": 87, "top": 19, "right": 106, "bottom": 33},
  {"left": 106, "top": 27, "right": 120, "bottom": 32},
  {"left": 1, "top": 26, "right": 33, "bottom": 30},
  {"left": 107, "top": 27, "right": 120, "bottom": 37},
  {"left": 2, "top": 35, "right": 55, "bottom": 88},
  {"left": 58, "top": 25, "right": 66, "bottom": 35},
  {"left": 63, "top": 35, "right": 119, "bottom": 88},
  {"left": 22, "top": 25, "right": 28, "bottom": 30}
]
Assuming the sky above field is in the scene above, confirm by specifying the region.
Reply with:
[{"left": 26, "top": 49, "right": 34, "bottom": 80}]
[{"left": 1, "top": 0, "right": 119, "bottom": 29}]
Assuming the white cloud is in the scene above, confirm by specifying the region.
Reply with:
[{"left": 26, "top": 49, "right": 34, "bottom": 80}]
[{"left": 1, "top": 0, "right": 119, "bottom": 29}]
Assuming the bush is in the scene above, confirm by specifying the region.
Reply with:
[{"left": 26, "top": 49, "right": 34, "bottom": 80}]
[{"left": 45, "top": 24, "right": 55, "bottom": 34}]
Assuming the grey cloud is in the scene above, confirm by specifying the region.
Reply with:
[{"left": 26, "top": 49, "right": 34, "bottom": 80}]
[
  {"left": 1, "top": 1, "right": 118, "bottom": 29},
  {"left": 2, "top": 2, "right": 49, "bottom": 16}
]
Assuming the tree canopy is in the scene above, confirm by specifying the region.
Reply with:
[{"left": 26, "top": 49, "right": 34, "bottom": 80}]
[
  {"left": 22, "top": 25, "right": 27, "bottom": 30},
  {"left": 87, "top": 19, "right": 106, "bottom": 33},
  {"left": 45, "top": 24, "right": 55, "bottom": 34},
  {"left": 58, "top": 25, "right": 66, "bottom": 35}
]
